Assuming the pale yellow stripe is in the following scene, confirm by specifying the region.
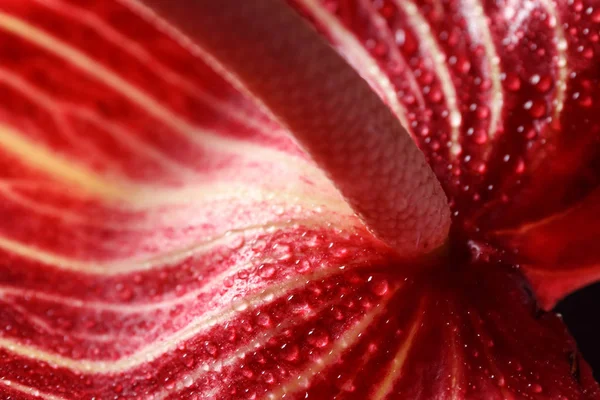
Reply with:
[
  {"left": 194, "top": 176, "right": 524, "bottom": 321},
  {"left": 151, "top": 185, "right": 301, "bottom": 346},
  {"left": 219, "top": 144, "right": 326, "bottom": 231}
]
[
  {"left": 0, "top": 10, "right": 324, "bottom": 176},
  {"left": 69, "top": 106, "right": 199, "bottom": 178},
  {"left": 0, "top": 122, "right": 125, "bottom": 199},
  {"left": 461, "top": 0, "right": 503, "bottom": 138},
  {"left": 152, "top": 296, "right": 350, "bottom": 400},
  {"left": 265, "top": 292, "right": 396, "bottom": 400},
  {"left": 0, "top": 66, "right": 196, "bottom": 178},
  {"left": 540, "top": 0, "right": 568, "bottom": 118},
  {"left": 0, "top": 212, "right": 358, "bottom": 274},
  {"left": 358, "top": 0, "right": 426, "bottom": 109},
  {"left": 448, "top": 316, "right": 463, "bottom": 400},
  {"left": 0, "top": 11, "right": 202, "bottom": 144},
  {"left": 392, "top": 0, "right": 462, "bottom": 148},
  {"left": 0, "top": 379, "right": 69, "bottom": 400},
  {"left": 0, "top": 264, "right": 365, "bottom": 374},
  {"left": 371, "top": 298, "right": 425, "bottom": 400},
  {"left": 40, "top": 0, "right": 276, "bottom": 136}
]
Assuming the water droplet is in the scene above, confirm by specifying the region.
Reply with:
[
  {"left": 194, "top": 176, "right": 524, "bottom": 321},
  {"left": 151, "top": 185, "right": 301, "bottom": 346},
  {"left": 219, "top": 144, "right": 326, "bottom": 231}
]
[
  {"left": 119, "top": 287, "right": 133, "bottom": 302},
  {"left": 533, "top": 75, "right": 552, "bottom": 93},
  {"left": 504, "top": 73, "right": 521, "bottom": 91},
  {"left": 473, "top": 129, "right": 488, "bottom": 144},
  {"left": 256, "top": 313, "right": 271, "bottom": 327},
  {"left": 182, "top": 354, "right": 195, "bottom": 368},
  {"left": 429, "top": 88, "right": 443, "bottom": 103},
  {"left": 296, "top": 259, "right": 311, "bottom": 273},
  {"left": 530, "top": 383, "right": 543, "bottom": 393},
  {"left": 307, "top": 329, "right": 330, "bottom": 348},
  {"left": 529, "top": 74, "right": 540, "bottom": 85},
  {"left": 338, "top": 379, "right": 356, "bottom": 392},
  {"left": 370, "top": 279, "right": 389, "bottom": 296},
  {"left": 579, "top": 95, "right": 593, "bottom": 108},
  {"left": 473, "top": 161, "right": 486, "bottom": 174},
  {"left": 527, "top": 99, "right": 547, "bottom": 118},
  {"left": 476, "top": 105, "right": 490, "bottom": 120},
  {"left": 232, "top": 295, "right": 249, "bottom": 312},
  {"left": 258, "top": 264, "right": 276, "bottom": 279},
  {"left": 182, "top": 375, "right": 194, "bottom": 388},
  {"left": 514, "top": 158, "right": 525, "bottom": 174},
  {"left": 227, "top": 235, "right": 245, "bottom": 250},
  {"left": 205, "top": 341, "right": 218, "bottom": 356},
  {"left": 272, "top": 244, "right": 292, "bottom": 260},
  {"left": 282, "top": 344, "right": 299, "bottom": 361},
  {"left": 263, "top": 372, "right": 275, "bottom": 384}
]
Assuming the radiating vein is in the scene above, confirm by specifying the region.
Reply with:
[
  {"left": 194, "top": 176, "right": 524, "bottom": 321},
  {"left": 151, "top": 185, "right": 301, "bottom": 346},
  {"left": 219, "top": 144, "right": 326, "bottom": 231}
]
[
  {"left": 0, "top": 379, "right": 69, "bottom": 400},
  {"left": 0, "top": 264, "right": 369, "bottom": 373},
  {"left": 371, "top": 297, "right": 425, "bottom": 400},
  {"left": 461, "top": 0, "right": 504, "bottom": 139},
  {"left": 264, "top": 292, "right": 396, "bottom": 400},
  {"left": 392, "top": 0, "right": 462, "bottom": 146}
]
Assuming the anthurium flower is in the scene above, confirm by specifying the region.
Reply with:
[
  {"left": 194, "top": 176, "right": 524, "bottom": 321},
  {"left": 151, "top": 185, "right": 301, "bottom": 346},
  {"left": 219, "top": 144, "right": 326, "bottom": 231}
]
[{"left": 0, "top": 0, "right": 598, "bottom": 399}]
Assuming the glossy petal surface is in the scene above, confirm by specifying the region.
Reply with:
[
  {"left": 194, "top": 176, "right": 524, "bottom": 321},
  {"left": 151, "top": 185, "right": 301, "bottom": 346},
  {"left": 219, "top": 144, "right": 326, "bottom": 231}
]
[
  {"left": 0, "top": 1, "right": 598, "bottom": 399},
  {"left": 292, "top": 0, "right": 600, "bottom": 306}
]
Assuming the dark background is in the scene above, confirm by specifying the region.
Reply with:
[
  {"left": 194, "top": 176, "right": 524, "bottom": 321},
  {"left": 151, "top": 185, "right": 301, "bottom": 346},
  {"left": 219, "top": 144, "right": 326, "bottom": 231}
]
[{"left": 556, "top": 282, "right": 600, "bottom": 381}]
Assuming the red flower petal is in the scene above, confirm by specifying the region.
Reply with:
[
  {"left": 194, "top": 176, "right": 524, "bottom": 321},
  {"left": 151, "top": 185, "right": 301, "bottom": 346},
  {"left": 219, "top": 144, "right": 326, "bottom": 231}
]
[
  {"left": 0, "top": 0, "right": 598, "bottom": 399},
  {"left": 291, "top": 0, "right": 600, "bottom": 305},
  {"left": 493, "top": 187, "right": 600, "bottom": 309}
]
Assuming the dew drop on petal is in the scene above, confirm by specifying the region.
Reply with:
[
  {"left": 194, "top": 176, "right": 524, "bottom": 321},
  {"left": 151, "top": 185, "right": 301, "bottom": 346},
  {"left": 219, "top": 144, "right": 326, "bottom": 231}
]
[
  {"left": 473, "top": 129, "right": 488, "bottom": 144},
  {"left": 530, "top": 383, "right": 543, "bottom": 393},
  {"left": 504, "top": 73, "right": 521, "bottom": 91},
  {"left": 258, "top": 264, "right": 276, "bottom": 279},
  {"left": 370, "top": 279, "right": 389, "bottom": 296},
  {"left": 182, "top": 375, "right": 194, "bottom": 388},
  {"left": 307, "top": 329, "right": 330, "bottom": 348}
]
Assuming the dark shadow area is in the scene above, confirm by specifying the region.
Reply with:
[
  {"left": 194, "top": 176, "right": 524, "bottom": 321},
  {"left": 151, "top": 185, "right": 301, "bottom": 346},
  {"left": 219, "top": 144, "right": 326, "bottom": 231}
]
[{"left": 555, "top": 282, "right": 600, "bottom": 381}]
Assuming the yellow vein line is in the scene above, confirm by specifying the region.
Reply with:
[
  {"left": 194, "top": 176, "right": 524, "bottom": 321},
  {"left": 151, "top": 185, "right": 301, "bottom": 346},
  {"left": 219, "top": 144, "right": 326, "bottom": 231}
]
[
  {"left": 0, "top": 264, "right": 367, "bottom": 374},
  {"left": 0, "top": 66, "right": 195, "bottom": 178},
  {"left": 0, "top": 122, "right": 125, "bottom": 199},
  {"left": 461, "top": 0, "right": 503, "bottom": 139},
  {"left": 467, "top": 311, "right": 514, "bottom": 399},
  {"left": 68, "top": 106, "right": 199, "bottom": 178},
  {"left": 152, "top": 295, "right": 352, "bottom": 400},
  {"left": 2, "top": 299, "right": 115, "bottom": 343},
  {"left": 298, "top": 0, "right": 411, "bottom": 131},
  {"left": 38, "top": 0, "right": 275, "bottom": 136},
  {"left": 0, "top": 210, "right": 358, "bottom": 275},
  {"left": 358, "top": 0, "right": 426, "bottom": 109},
  {"left": 0, "top": 379, "right": 69, "bottom": 400},
  {"left": 392, "top": 0, "right": 462, "bottom": 149},
  {"left": 0, "top": 10, "right": 348, "bottom": 209},
  {"left": 371, "top": 297, "right": 426, "bottom": 400},
  {"left": 0, "top": 10, "right": 325, "bottom": 181},
  {"left": 264, "top": 292, "right": 396, "bottom": 400},
  {"left": 447, "top": 312, "right": 463, "bottom": 400},
  {"left": 540, "top": 0, "right": 568, "bottom": 119},
  {"left": 0, "top": 10, "right": 205, "bottom": 146}
]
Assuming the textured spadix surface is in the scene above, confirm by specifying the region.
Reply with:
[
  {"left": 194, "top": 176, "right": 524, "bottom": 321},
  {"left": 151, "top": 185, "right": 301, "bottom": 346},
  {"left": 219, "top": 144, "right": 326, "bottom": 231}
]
[{"left": 0, "top": 0, "right": 599, "bottom": 399}]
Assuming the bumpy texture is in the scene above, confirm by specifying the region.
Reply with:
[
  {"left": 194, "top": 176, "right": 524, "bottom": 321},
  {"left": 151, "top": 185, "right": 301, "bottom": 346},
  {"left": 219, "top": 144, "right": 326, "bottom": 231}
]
[
  {"left": 0, "top": 0, "right": 599, "bottom": 399},
  {"left": 145, "top": 0, "right": 452, "bottom": 257}
]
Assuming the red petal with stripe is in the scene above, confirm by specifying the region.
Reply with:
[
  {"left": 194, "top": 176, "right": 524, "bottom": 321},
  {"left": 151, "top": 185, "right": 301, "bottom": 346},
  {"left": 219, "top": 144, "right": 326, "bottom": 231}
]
[
  {"left": 0, "top": 1, "right": 598, "bottom": 399},
  {"left": 290, "top": 0, "right": 600, "bottom": 307}
]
